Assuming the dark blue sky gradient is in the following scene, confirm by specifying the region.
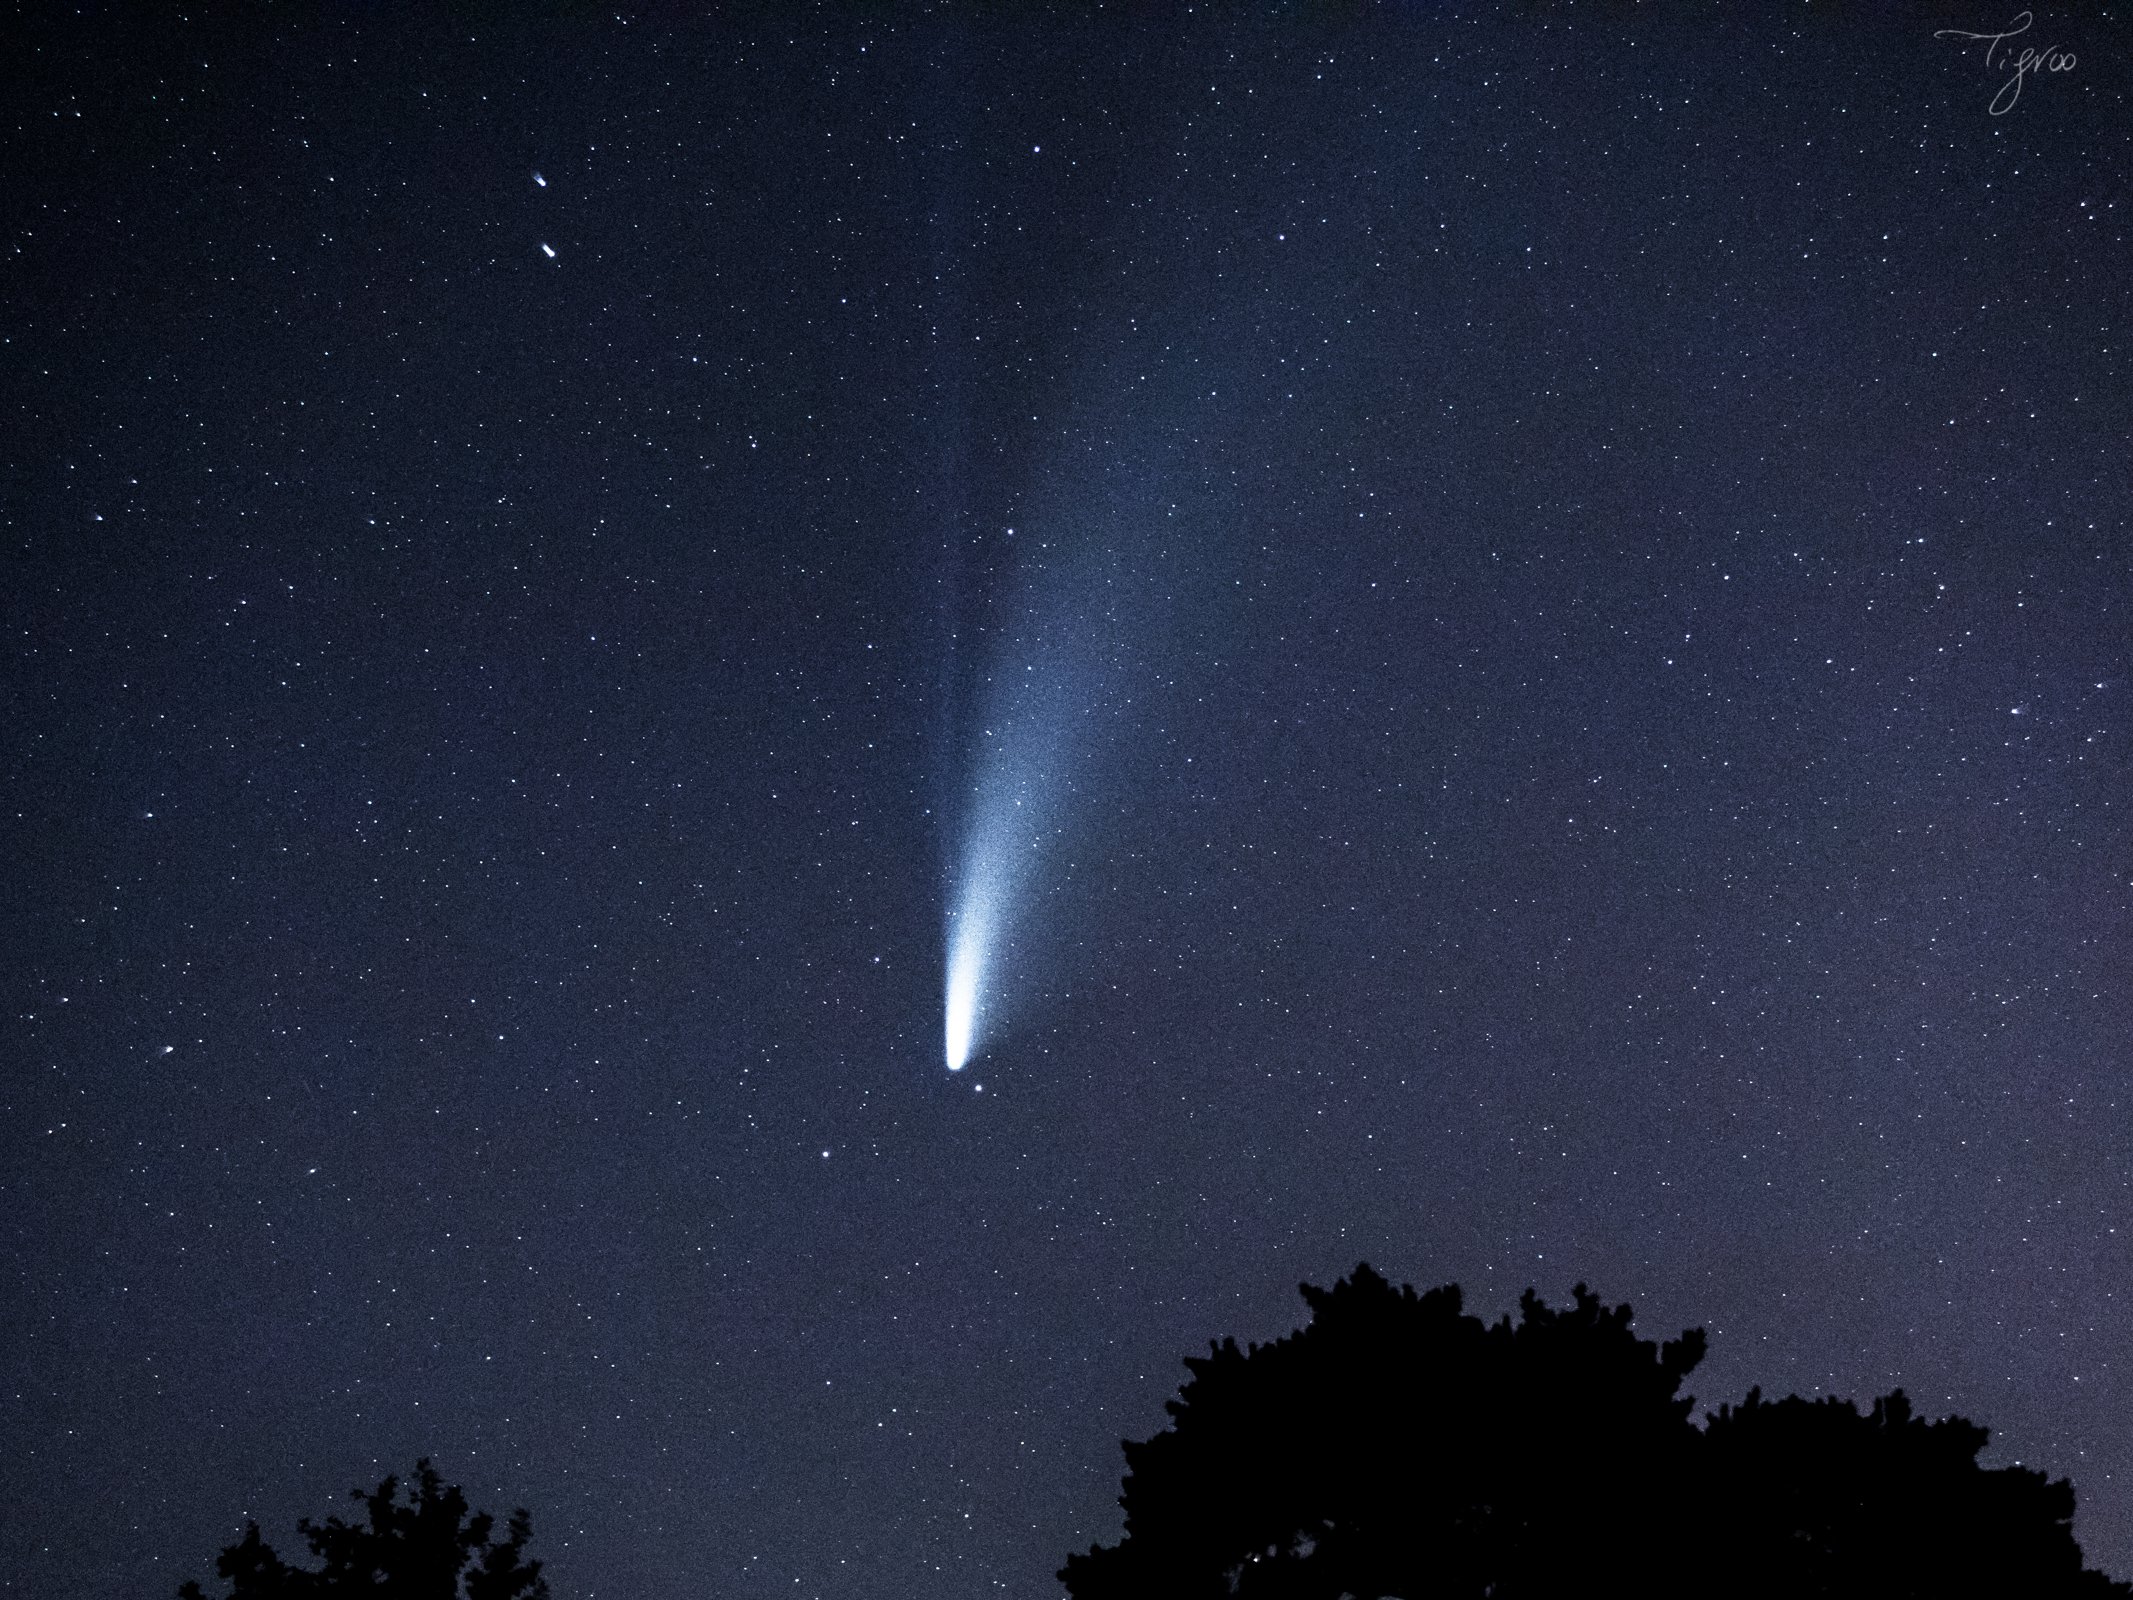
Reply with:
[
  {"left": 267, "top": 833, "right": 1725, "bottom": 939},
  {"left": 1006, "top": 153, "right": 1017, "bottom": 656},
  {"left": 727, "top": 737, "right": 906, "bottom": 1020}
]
[{"left": 5, "top": 8, "right": 2129, "bottom": 1598}]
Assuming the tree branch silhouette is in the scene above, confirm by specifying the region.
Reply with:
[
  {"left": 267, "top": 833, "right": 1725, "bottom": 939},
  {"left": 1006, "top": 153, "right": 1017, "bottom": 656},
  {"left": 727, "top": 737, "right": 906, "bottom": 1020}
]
[{"left": 178, "top": 1459, "right": 549, "bottom": 1600}]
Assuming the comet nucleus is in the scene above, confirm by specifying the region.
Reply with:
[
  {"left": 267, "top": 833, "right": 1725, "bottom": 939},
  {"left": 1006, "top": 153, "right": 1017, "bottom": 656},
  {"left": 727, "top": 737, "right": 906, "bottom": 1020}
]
[{"left": 944, "top": 896, "right": 987, "bottom": 1070}]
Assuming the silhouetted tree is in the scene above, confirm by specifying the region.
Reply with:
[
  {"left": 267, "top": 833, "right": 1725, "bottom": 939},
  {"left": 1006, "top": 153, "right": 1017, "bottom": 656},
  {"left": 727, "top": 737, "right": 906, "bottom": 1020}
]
[
  {"left": 1701, "top": 1385, "right": 2123, "bottom": 1598},
  {"left": 1061, "top": 1263, "right": 2129, "bottom": 1600},
  {"left": 177, "top": 1459, "right": 549, "bottom": 1600}
]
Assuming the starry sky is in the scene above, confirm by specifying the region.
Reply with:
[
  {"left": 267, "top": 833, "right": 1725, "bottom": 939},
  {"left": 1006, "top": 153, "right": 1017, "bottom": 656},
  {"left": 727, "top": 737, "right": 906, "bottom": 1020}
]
[{"left": 5, "top": 7, "right": 2129, "bottom": 1598}]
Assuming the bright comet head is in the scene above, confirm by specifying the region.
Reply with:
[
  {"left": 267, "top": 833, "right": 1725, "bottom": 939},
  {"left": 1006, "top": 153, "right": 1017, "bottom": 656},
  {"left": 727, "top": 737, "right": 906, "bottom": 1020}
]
[{"left": 943, "top": 900, "right": 989, "bottom": 1070}]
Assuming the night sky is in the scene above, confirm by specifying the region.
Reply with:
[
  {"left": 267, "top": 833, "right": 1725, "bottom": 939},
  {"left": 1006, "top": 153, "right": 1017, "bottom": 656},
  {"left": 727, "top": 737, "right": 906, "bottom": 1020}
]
[{"left": 6, "top": 7, "right": 2130, "bottom": 1598}]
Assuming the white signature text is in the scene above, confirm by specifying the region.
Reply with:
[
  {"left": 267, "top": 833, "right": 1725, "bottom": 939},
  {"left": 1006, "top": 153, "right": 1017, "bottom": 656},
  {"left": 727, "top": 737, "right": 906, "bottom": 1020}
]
[{"left": 1934, "top": 11, "right": 2075, "bottom": 114}]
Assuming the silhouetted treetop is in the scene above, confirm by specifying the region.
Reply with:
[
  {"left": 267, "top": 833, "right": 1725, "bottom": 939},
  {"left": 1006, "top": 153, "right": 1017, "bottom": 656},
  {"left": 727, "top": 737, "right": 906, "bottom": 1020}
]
[
  {"left": 1061, "top": 1263, "right": 2129, "bottom": 1600},
  {"left": 1701, "top": 1385, "right": 2118, "bottom": 1598},
  {"left": 177, "top": 1459, "right": 548, "bottom": 1600}
]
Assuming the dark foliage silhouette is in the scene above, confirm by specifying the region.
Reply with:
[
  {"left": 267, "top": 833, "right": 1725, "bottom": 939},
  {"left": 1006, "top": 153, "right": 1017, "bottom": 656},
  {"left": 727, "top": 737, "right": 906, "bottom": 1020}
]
[
  {"left": 1061, "top": 1263, "right": 2128, "bottom": 1600},
  {"left": 177, "top": 1459, "right": 548, "bottom": 1600}
]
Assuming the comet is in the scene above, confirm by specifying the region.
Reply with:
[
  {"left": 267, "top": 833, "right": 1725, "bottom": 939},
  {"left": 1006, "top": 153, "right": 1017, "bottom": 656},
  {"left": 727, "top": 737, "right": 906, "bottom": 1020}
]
[
  {"left": 942, "top": 741, "right": 1044, "bottom": 1073},
  {"left": 940, "top": 583, "right": 1087, "bottom": 1073},
  {"left": 943, "top": 892, "right": 988, "bottom": 1071},
  {"left": 939, "top": 517, "right": 1142, "bottom": 1076}
]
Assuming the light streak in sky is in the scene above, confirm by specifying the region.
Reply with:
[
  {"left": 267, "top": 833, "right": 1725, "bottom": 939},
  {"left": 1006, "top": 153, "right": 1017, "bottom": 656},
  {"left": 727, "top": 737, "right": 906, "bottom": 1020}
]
[
  {"left": 942, "top": 532, "right": 1107, "bottom": 1073},
  {"left": 943, "top": 727, "right": 1055, "bottom": 1072},
  {"left": 943, "top": 880, "right": 989, "bottom": 1071}
]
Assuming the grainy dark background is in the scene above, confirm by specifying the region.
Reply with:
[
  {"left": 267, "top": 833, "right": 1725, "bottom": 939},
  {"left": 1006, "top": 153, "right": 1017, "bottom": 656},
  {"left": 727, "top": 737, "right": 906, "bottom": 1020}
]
[{"left": 4, "top": 6, "right": 2128, "bottom": 1597}]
